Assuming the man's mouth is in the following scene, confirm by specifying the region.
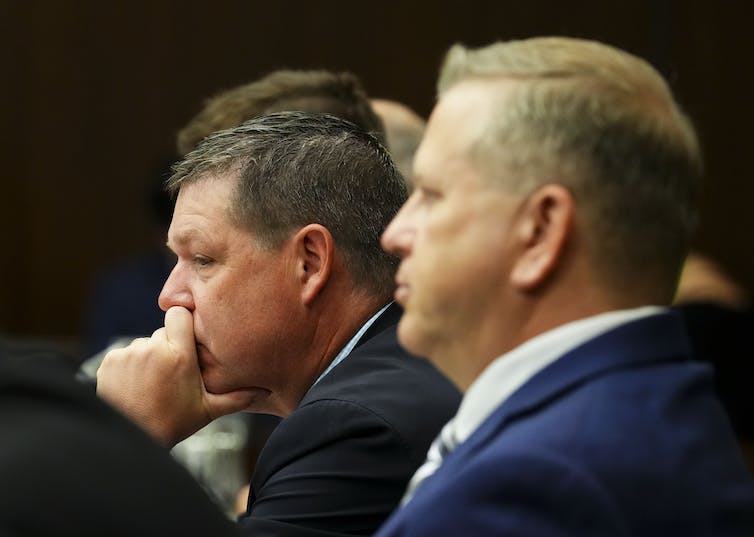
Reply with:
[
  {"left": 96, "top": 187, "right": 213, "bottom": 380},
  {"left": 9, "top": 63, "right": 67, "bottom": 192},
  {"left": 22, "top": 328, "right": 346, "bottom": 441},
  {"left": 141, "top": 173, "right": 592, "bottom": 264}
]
[{"left": 394, "top": 279, "right": 409, "bottom": 304}]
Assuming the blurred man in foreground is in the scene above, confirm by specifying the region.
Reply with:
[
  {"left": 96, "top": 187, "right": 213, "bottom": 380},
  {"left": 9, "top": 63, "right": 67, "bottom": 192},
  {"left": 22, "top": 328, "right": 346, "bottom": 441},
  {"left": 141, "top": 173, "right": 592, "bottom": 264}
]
[
  {"left": 0, "top": 339, "right": 239, "bottom": 536},
  {"left": 370, "top": 98, "right": 426, "bottom": 183}
]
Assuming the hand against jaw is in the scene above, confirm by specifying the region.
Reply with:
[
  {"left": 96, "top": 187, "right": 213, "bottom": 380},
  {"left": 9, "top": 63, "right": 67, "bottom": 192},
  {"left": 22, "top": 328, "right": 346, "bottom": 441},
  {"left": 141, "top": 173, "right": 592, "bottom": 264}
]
[{"left": 96, "top": 306, "right": 255, "bottom": 447}]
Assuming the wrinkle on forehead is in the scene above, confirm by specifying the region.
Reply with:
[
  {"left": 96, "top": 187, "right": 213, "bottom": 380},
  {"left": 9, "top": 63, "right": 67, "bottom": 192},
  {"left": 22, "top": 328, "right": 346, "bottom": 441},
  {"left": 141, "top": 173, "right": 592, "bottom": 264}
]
[{"left": 167, "top": 176, "right": 236, "bottom": 250}]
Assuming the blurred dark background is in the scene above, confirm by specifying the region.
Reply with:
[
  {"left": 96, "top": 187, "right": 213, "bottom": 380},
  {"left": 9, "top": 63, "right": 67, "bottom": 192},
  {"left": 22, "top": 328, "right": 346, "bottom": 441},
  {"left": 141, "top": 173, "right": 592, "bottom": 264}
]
[{"left": 1, "top": 0, "right": 752, "bottom": 352}]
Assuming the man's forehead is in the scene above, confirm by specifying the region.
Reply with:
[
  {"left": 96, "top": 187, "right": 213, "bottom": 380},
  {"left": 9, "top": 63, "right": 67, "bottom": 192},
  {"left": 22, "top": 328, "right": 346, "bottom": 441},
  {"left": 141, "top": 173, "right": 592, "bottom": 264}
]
[
  {"left": 447, "top": 78, "right": 505, "bottom": 105},
  {"left": 413, "top": 82, "right": 498, "bottom": 174},
  {"left": 173, "top": 172, "right": 238, "bottom": 213},
  {"left": 169, "top": 176, "right": 235, "bottom": 231},
  {"left": 428, "top": 82, "right": 502, "bottom": 149},
  {"left": 412, "top": 80, "right": 522, "bottom": 194}
]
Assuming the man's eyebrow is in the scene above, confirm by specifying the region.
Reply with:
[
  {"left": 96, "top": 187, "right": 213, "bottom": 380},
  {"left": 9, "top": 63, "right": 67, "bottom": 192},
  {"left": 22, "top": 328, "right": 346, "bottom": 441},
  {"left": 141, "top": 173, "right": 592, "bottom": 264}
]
[
  {"left": 410, "top": 172, "right": 425, "bottom": 188},
  {"left": 166, "top": 228, "right": 198, "bottom": 250}
]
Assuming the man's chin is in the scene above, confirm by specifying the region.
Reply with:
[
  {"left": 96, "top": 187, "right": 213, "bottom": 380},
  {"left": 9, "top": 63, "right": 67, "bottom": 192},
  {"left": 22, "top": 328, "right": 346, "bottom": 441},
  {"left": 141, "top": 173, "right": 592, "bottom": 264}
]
[
  {"left": 201, "top": 372, "right": 263, "bottom": 396},
  {"left": 204, "top": 378, "right": 265, "bottom": 398},
  {"left": 205, "top": 381, "right": 275, "bottom": 412},
  {"left": 233, "top": 389, "right": 280, "bottom": 415},
  {"left": 396, "top": 316, "right": 432, "bottom": 359}
]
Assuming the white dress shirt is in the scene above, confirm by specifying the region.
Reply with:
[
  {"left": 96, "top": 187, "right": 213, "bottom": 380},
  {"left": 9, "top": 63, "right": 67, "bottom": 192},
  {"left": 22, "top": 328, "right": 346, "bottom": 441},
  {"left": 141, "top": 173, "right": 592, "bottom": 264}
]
[{"left": 401, "top": 305, "right": 665, "bottom": 504}]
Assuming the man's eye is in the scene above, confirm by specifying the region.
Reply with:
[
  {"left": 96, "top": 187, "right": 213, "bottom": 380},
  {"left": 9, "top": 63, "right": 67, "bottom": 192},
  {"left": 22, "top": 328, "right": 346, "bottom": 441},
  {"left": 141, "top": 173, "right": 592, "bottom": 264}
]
[
  {"left": 420, "top": 188, "right": 441, "bottom": 204},
  {"left": 193, "top": 256, "right": 213, "bottom": 267}
]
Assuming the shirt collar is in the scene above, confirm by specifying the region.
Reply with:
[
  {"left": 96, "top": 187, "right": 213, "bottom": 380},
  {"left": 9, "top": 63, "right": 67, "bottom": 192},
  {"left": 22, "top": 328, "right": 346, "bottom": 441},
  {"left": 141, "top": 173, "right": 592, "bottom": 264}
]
[
  {"left": 312, "top": 302, "right": 393, "bottom": 387},
  {"left": 452, "top": 305, "right": 666, "bottom": 443}
]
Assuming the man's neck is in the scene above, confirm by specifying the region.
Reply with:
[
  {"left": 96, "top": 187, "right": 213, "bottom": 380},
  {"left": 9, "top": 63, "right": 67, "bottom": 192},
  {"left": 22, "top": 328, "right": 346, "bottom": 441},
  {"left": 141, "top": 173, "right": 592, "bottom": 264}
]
[{"left": 276, "top": 291, "right": 389, "bottom": 416}]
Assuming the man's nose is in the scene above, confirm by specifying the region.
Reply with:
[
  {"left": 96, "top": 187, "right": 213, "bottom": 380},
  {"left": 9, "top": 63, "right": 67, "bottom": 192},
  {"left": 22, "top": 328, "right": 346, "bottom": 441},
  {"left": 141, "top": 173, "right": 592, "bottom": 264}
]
[
  {"left": 158, "top": 265, "right": 194, "bottom": 312},
  {"left": 381, "top": 203, "right": 415, "bottom": 259}
]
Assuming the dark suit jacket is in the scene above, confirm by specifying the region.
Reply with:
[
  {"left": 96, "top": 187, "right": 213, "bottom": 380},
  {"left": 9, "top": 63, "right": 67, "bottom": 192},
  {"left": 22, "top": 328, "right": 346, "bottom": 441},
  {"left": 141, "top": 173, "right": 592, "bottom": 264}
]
[
  {"left": 676, "top": 302, "right": 754, "bottom": 438},
  {"left": 238, "top": 304, "right": 461, "bottom": 537},
  {"left": 375, "top": 311, "right": 754, "bottom": 537},
  {"left": 0, "top": 339, "right": 238, "bottom": 537}
]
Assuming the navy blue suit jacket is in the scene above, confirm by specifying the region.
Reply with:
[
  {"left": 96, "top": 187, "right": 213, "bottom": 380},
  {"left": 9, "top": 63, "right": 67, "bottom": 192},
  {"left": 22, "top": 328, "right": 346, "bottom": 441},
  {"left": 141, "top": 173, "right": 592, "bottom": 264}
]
[
  {"left": 376, "top": 311, "right": 754, "bottom": 536},
  {"left": 238, "top": 304, "right": 461, "bottom": 537}
]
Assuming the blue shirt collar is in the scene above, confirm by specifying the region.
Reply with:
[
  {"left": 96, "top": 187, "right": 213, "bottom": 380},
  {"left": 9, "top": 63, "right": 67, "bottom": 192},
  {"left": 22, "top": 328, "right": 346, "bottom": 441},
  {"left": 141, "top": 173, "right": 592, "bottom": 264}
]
[{"left": 312, "top": 302, "right": 392, "bottom": 387}]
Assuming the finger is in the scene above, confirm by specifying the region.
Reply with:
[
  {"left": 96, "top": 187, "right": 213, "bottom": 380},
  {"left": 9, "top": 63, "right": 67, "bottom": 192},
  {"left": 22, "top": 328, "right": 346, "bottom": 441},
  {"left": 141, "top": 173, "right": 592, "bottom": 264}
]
[
  {"left": 164, "top": 306, "right": 195, "bottom": 353},
  {"left": 128, "top": 336, "right": 152, "bottom": 348},
  {"left": 97, "top": 348, "right": 123, "bottom": 382},
  {"left": 150, "top": 327, "right": 167, "bottom": 347}
]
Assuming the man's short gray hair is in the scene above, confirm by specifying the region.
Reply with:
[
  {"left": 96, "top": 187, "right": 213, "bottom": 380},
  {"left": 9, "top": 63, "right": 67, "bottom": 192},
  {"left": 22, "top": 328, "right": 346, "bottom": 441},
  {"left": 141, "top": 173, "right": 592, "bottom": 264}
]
[{"left": 168, "top": 111, "right": 407, "bottom": 299}]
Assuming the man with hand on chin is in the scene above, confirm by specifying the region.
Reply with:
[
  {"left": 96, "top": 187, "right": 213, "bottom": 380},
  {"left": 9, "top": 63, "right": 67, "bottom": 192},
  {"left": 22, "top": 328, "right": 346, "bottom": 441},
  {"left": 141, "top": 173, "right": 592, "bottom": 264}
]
[{"left": 97, "top": 112, "right": 460, "bottom": 537}]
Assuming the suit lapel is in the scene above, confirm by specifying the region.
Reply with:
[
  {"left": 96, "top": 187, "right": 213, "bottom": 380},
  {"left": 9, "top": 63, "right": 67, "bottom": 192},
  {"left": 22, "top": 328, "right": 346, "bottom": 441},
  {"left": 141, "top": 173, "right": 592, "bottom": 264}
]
[{"left": 452, "top": 311, "right": 693, "bottom": 459}]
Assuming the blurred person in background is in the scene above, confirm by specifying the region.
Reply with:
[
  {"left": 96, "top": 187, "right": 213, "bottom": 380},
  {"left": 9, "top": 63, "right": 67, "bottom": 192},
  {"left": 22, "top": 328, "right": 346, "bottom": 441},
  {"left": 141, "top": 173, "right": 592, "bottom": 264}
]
[
  {"left": 675, "top": 250, "right": 754, "bottom": 473},
  {"left": 370, "top": 98, "right": 426, "bottom": 185},
  {"left": 81, "top": 159, "right": 175, "bottom": 359},
  {"left": 177, "top": 69, "right": 385, "bottom": 155}
]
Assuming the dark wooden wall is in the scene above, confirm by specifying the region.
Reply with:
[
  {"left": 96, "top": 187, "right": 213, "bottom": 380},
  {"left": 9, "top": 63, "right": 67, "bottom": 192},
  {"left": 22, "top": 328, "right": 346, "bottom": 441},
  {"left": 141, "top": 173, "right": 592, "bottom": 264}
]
[{"left": 2, "top": 0, "right": 752, "bottom": 347}]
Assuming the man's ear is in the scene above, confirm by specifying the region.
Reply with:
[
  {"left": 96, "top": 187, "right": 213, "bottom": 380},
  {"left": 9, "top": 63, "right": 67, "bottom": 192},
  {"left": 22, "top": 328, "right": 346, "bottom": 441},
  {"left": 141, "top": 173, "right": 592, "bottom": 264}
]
[
  {"left": 292, "top": 224, "right": 334, "bottom": 305},
  {"left": 510, "top": 184, "right": 574, "bottom": 291}
]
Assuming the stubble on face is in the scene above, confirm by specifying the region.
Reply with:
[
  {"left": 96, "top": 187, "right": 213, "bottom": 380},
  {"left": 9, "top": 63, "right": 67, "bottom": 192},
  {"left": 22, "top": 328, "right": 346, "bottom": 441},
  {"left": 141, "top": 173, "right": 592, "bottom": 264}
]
[
  {"left": 389, "top": 81, "right": 523, "bottom": 389},
  {"left": 165, "top": 175, "right": 302, "bottom": 414}
]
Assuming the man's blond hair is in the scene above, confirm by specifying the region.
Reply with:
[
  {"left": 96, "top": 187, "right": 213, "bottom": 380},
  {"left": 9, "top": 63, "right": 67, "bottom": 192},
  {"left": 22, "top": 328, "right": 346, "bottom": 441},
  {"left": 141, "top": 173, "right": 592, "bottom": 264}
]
[{"left": 438, "top": 37, "right": 702, "bottom": 300}]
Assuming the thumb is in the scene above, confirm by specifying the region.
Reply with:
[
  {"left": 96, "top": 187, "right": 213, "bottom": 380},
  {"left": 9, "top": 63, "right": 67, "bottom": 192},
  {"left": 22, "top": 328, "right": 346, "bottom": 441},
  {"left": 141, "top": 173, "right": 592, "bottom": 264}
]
[{"left": 164, "top": 306, "right": 196, "bottom": 355}]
